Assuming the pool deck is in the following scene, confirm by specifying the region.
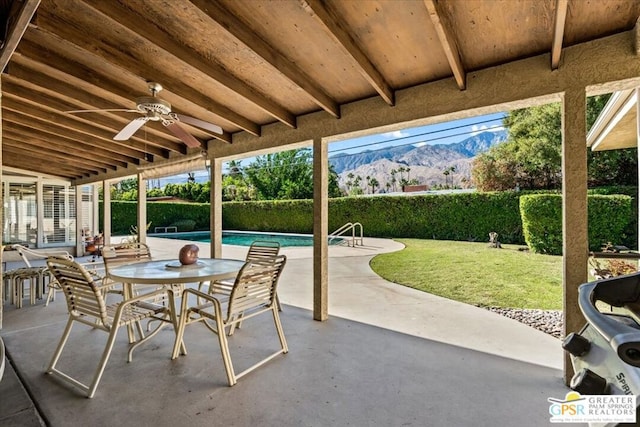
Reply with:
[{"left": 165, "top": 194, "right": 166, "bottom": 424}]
[{"left": 0, "top": 235, "right": 575, "bottom": 426}]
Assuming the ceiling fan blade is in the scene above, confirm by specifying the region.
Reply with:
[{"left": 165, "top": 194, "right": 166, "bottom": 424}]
[
  {"left": 175, "top": 114, "right": 223, "bottom": 134},
  {"left": 114, "top": 117, "right": 149, "bottom": 141},
  {"left": 163, "top": 121, "right": 202, "bottom": 148},
  {"left": 66, "top": 108, "right": 139, "bottom": 114}
]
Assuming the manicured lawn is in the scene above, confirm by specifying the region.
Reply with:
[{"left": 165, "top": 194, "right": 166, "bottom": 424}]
[{"left": 369, "top": 239, "right": 563, "bottom": 310}]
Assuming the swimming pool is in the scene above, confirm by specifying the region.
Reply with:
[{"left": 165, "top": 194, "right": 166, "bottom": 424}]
[{"left": 152, "top": 230, "right": 344, "bottom": 247}]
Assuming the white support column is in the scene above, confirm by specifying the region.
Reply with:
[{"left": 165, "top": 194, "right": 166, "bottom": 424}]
[
  {"left": 36, "top": 177, "right": 44, "bottom": 246},
  {"left": 562, "top": 87, "right": 588, "bottom": 384},
  {"left": 210, "top": 157, "right": 223, "bottom": 258},
  {"left": 75, "top": 185, "right": 84, "bottom": 256},
  {"left": 92, "top": 184, "right": 99, "bottom": 238},
  {"left": 137, "top": 174, "right": 147, "bottom": 244},
  {"left": 313, "top": 137, "right": 328, "bottom": 321},
  {"left": 102, "top": 180, "right": 111, "bottom": 245}
]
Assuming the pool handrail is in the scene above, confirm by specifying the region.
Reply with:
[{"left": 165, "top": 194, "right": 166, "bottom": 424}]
[{"left": 329, "top": 222, "right": 363, "bottom": 247}]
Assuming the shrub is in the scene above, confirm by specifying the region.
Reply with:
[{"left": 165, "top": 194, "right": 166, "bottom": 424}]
[
  {"left": 520, "top": 194, "right": 632, "bottom": 255},
  {"left": 222, "top": 192, "right": 526, "bottom": 243},
  {"left": 170, "top": 219, "right": 197, "bottom": 232},
  {"left": 101, "top": 201, "right": 210, "bottom": 234}
]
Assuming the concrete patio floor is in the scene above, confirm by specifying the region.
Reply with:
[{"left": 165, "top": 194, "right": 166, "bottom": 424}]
[{"left": 0, "top": 237, "right": 580, "bottom": 426}]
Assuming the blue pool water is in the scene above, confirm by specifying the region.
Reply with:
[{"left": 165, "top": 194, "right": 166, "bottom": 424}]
[{"left": 153, "top": 231, "right": 344, "bottom": 247}]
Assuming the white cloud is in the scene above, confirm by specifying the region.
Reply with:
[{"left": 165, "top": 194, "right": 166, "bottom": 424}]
[
  {"left": 471, "top": 124, "right": 505, "bottom": 136},
  {"left": 382, "top": 130, "right": 409, "bottom": 138},
  {"left": 412, "top": 142, "right": 427, "bottom": 147}
]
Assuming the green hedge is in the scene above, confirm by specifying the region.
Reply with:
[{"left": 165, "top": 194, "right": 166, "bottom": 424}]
[
  {"left": 588, "top": 186, "right": 637, "bottom": 248},
  {"left": 100, "top": 202, "right": 211, "bottom": 234},
  {"left": 222, "top": 199, "right": 314, "bottom": 233},
  {"left": 103, "top": 190, "right": 635, "bottom": 251},
  {"left": 104, "top": 192, "right": 525, "bottom": 242},
  {"left": 216, "top": 192, "right": 525, "bottom": 244},
  {"left": 520, "top": 194, "right": 632, "bottom": 255},
  {"left": 328, "top": 192, "right": 525, "bottom": 243}
]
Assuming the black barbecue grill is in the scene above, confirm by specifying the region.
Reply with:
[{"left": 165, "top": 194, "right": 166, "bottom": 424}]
[{"left": 563, "top": 273, "right": 640, "bottom": 426}]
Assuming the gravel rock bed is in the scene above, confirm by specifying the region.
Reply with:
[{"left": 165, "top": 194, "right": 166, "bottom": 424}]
[{"left": 485, "top": 307, "right": 564, "bottom": 339}]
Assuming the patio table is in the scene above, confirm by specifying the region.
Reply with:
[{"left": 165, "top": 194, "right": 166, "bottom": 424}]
[{"left": 108, "top": 258, "right": 245, "bottom": 353}]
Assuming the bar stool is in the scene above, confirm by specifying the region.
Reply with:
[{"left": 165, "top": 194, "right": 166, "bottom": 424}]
[{"left": 11, "top": 267, "right": 47, "bottom": 308}]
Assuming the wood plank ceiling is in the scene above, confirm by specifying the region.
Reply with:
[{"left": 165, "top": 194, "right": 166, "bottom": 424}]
[{"left": 0, "top": 0, "right": 639, "bottom": 182}]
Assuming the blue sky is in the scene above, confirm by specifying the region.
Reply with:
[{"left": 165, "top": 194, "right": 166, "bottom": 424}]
[
  {"left": 327, "top": 112, "right": 506, "bottom": 156},
  {"left": 156, "top": 112, "right": 506, "bottom": 186}
]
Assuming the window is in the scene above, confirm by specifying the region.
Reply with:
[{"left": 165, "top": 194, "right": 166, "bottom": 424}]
[
  {"left": 42, "top": 184, "right": 76, "bottom": 245},
  {"left": 3, "top": 182, "right": 37, "bottom": 244}
]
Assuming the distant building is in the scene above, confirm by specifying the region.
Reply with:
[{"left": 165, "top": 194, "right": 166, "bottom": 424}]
[
  {"left": 402, "top": 184, "right": 429, "bottom": 193},
  {"left": 147, "top": 196, "right": 192, "bottom": 203}
]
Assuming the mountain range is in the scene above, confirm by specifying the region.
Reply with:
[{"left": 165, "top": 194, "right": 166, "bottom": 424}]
[{"left": 330, "top": 130, "right": 507, "bottom": 192}]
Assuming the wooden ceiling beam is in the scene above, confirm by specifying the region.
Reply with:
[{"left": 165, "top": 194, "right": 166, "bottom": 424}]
[
  {"left": 302, "top": 0, "right": 394, "bottom": 106},
  {"left": 0, "top": 0, "right": 39, "bottom": 72},
  {"left": 2, "top": 79, "right": 169, "bottom": 158},
  {"left": 21, "top": 26, "right": 233, "bottom": 145},
  {"left": 2, "top": 122, "right": 139, "bottom": 165},
  {"left": 2, "top": 146, "right": 97, "bottom": 176},
  {"left": 3, "top": 130, "right": 120, "bottom": 170},
  {"left": 16, "top": 34, "right": 188, "bottom": 144},
  {"left": 31, "top": 15, "right": 261, "bottom": 136},
  {"left": 3, "top": 138, "right": 110, "bottom": 173},
  {"left": 423, "top": 0, "right": 466, "bottom": 90},
  {"left": 551, "top": 0, "right": 569, "bottom": 70},
  {"left": 19, "top": 30, "right": 231, "bottom": 145},
  {"left": 1, "top": 108, "right": 149, "bottom": 161},
  {"left": 2, "top": 99, "right": 167, "bottom": 160},
  {"left": 83, "top": 0, "right": 296, "bottom": 129},
  {"left": 2, "top": 153, "right": 80, "bottom": 179},
  {"left": 6, "top": 57, "right": 185, "bottom": 154},
  {"left": 189, "top": 0, "right": 340, "bottom": 119},
  {"left": 3, "top": 128, "right": 126, "bottom": 169}
]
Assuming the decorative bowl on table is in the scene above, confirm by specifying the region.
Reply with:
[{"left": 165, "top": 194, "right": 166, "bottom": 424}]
[{"left": 179, "top": 244, "right": 199, "bottom": 265}]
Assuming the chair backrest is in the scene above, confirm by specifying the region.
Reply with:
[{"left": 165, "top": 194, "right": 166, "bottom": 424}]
[
  {"left": 102, "top": 243, "right": 152, "bottom": 276},
  {"left": 246, "top": 241, "right": 280, "bottom": 262},
  {"left": 0, "top": 336, "right": 5, "bottom": 383},
  {"left": 227, "top": 255, "right": 286, "bottom": 321},
  {"left": 46, "top": 256, "right": 108, "bottom": 324},
  {"left": 12, "top": 244, "right": 73, "bottom": 268}
]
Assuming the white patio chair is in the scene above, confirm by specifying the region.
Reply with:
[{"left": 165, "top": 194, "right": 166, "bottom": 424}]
[
  {"left": 172, "top": 255, "right": 288, "bottom": 386},
  {"left": 0, "top": 336, "right": 5, "bottom": 383},
  {"left": 102, "top": 243, "right": 153, "bottom": 296},
  {"left": 10, "top": 244, "right": 73, "bottom": 306},
  {"left": 45, "top": 256, "right": 175, "bottom": 398},
  {"left": 205, "top": 240, "right": 283, "bottom": 312}
]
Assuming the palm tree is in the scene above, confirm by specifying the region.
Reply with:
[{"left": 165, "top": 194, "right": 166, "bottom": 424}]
[
  {"left": 397, "top": 166, "right": 406, "bottom": 182},
  {"left": 228, "top": 160, "right": 243, "bottom": 177},
  {"left": 390, "top": 169, "right": 397, "bottom": 192},
  {"left": 443, "top": 169, "right": 450, "bottom": 188},
  {"left": 370, "top": 177, "right": 380, "bottom": 193},
  {"left": 447, "top": 166, "right": 456, "bottom": 188}
]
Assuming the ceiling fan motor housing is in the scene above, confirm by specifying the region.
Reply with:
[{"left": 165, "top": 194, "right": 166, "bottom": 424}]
[{"left": 136, "top": 96, "right": 172, "bottom": 119}]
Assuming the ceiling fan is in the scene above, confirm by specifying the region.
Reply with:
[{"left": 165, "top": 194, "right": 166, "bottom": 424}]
[{"left": 66, "top": 82, "right": 223, "bottom": 148}]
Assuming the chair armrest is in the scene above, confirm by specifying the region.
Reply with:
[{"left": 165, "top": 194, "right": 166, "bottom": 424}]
[
  {"left": 182, "top": 287, "right": 222, "bottom": 304},
  {"left": 119, "top": 288, "right": 170, "bottom": 306}
]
